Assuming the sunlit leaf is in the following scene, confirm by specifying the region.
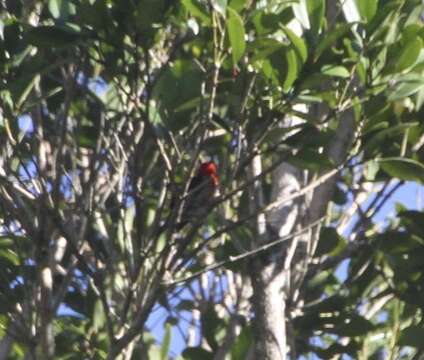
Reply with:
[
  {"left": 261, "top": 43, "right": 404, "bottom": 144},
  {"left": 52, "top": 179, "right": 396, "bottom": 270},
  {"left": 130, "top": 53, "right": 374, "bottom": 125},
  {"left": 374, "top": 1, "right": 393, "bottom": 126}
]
[
  {"left": 48, "top": 0, "right": 75, "bottom": 20},
  {"left": 227, "top": 7, "right": 246, "bottom": 65},
  {"left": 160, "top": 323, "right": 172, "bottom": 360},
  {"left": 321, "top": 65, "right": 350, "bottom": 78},
  {"left": 357, "top": 0, "right": 378, "bottom": 22},
  {"left": 377, "top": 157, "right": 424, "bottom": 183},
  {"left": 229, "top": 0, "right": 247, "bottom": 12},
  {"left": 92, "top": 300, "right": 105, "bottom": 332},
  {"left": 230, "top": 326, "right": 252, "bottom": 360},
  {"left": 0, "top": 249, "right": 19, "bottom": 265},
  {"left": 307, "top": 0, "right": 325, "bottom": 34},
  {"left": 395, "top": 38, "right": 423, "bottom": 73},
  {"left": 283, "top": 48, "right": 298, "bottom": 91},
  {"left": 388, "top": 79, "right": 424, "bottom": 101},
  {"left": 182, "top": 0, "right": 211, "bottom": 25},
  {"left": 281, "top": 25, "right": 308, "bottom": 63}
]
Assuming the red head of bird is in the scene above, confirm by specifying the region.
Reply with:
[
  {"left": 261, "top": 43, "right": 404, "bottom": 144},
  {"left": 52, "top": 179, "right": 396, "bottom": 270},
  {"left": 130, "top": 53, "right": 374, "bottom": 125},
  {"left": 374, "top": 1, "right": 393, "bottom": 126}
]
[{"left": 198, "top": 161, "right": 219, "bottom": 186}]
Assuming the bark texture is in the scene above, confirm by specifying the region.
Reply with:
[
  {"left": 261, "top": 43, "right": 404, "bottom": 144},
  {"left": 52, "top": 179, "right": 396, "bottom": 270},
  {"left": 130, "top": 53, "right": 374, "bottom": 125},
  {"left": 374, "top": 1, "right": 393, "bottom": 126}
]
[
  {"left": 249, "top": 159, "right": 301, "bottom": 359},
  {"left": 250, "top": 260, "right": 287, "bottom": 360},
  {"left": 249, "top": 108, "right": 355, "bottom": 359}
]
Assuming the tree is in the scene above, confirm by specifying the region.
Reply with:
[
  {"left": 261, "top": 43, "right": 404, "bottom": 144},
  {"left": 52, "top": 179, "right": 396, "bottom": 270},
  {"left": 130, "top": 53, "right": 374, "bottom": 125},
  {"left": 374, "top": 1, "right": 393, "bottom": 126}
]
[{"left": 1, "top": 0, "right": 424, "bottom": 359}]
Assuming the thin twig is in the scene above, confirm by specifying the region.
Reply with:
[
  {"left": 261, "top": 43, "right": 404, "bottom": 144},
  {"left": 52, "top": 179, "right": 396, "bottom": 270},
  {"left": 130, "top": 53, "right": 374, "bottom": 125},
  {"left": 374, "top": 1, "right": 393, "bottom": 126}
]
[{"left": 164, "top": 217, "right": 324, "bottom": 287}]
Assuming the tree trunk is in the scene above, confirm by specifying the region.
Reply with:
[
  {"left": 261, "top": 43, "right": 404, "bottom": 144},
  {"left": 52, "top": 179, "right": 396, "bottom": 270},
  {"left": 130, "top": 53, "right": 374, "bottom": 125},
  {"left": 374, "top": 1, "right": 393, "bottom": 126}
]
[
  {"left": 250, "top": 259, "right": 287, "bottom": 360},
  {"left": 248, "top": 155, "right": 301, "bottom": 359}
]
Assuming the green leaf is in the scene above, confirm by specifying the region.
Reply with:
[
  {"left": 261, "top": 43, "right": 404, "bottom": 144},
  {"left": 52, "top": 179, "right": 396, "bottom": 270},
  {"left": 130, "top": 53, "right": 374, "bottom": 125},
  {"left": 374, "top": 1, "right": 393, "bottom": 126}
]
[
  {"left": 321, "top": 65, "right": 350, "bottom": 78},
  {"left": 136, "top": 0, "right": 166, "bottom": 29},
  {"left": 229, "top": 0, "right": 247, "bottom": 12},
  {"left": 227, "top": 7, "right": 246, "bottom": 66},
  {"left": 152, "top": 59, "right": 202, "bottom": 130},
  {"left": 332, "top": 184, "right": 348, "bottom": 205},
  {"left": 0, "top": 236, "right": 15, "bottom": 249},
  {"left": 364, "top": 122, "right": 418, "bottom": 153},
  {"left": 289, "top": 149, "right": 333, "bottom": 172},
  {"left": 307, "top": 0, "right": 325, "bottom": 34},
  {"left": 250, "top": 38, "right": 284, "bottom": 62},
  {"left": 48, "top": 0, "right": 75, "bottom": 20},
  {"left": 402, "top": 24, "right": 422, "bottom": 43},
  {"left": 385, "top": 37, "right": 423, "bottom": 75},
  {"left": 166, "top": 316, "right": 179, "bottom": 326},
  {"left": 0, "top": 249, "right": 19, "bottom": 265},
  {"left": 377, "top": 157, "right": 424, "bottom": 183},
  {"left": 305, "top": 295, "right": 348, "bottom": 314},
  {"left": 395, "top": 38, "right": 423, "bottom": 73},
  {"left": 230, "top": 326, "right": 252, "bottom": 360},
  {"left": 332, "top": 314, "right": 375, "bottom": 337},
  {"left": 174, "top": 96, "right": 204, "bottom": 113},
  {"left": 364, "top": 160, "right": 379, "bottom": 181},
  {"left": 315, "top": 23, "right": 353, "bottom": 60},
  {"left": 92, "top": 300, "right": 105, "bottom": 332},
  {"left": 362, "top": 121, "right": 389, "bottom": 135},
  {"left": 366, "top": 1, "right": 400, "bottom": 36},
  {"left": 356, "top": 0, "right": 378, "bottom": 22},
  {"left": 177, "top": 299, "right": 195, "bottom": 311},
  {"left": 117, "top": 206, "right": 135, "bottom": 253},
  {"left": 315, "top": 227, "right": 346, "bottom": 257},
  {"left": 281, "top": 25, "right": 308, "bottom": 63},
  {"left": 26, "top": 25, "right": 83, "bottom": 48},
  {"left": 182, "top": 0, "right": 211, "bottom": 26},
  {"left": 15, "top": 73, "right": 40, "bottom": 111},
  {"left": 377, "top": 231, "right": 419, "bottom": 254},
  {"left": 307, "top": 270, "right": 334, "bottom": 290},
  {"left": 283, "top": 48, "right": 298, "bottom": 91},
  {"left": 201, "top": 305, "right": 223, "bottom": 350},
  {"left": 77, "top": 125, "right": 97, "bottom": 148},
  {"left": 182, "top": 347, "right": 214, "bottom": 360},
  {"left": 398, "top": 325, "right": 424, "bottom": 348},
  {"left": 160, "top": 323, "right": 172, "bottom": 360},
  {"left": 78, "top": 0, "right": 110, "bottom": 29},
  {"left": 398, "top": 210, "right": 424, "bottom": 239},
  {"left": 388, "top": 79, "right": 424, "bottom": 101},
  {"left": 23, "top": 86, "right": 62, "bottom": 112},
  {"left": 285, "top": 125, "right": 332, "bottom": 147},
  {"left": 252, "top": 8, "right": 294, "bottom": 35},
  {"left": 148, "top": 345, "right": 162, "bottom": 360}
]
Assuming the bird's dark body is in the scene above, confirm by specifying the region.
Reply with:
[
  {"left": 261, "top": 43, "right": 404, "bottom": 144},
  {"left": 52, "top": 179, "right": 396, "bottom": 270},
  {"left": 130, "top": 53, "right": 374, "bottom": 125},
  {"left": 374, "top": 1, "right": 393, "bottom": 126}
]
[
  {"left": 161, "top": 161, "right": 218, "bottom": 231},
  {"left": 177, "top": 173, "right": 216, "bottom": 229}
]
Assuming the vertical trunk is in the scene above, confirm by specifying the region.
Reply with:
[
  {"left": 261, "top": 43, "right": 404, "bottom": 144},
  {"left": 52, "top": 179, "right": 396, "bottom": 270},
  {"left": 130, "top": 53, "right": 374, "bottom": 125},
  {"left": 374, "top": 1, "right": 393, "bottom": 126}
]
[
  {"left": 248, "top": 157, "right": 299, "bottom": 359},
  {"left": 39, "top": 265, "right": 54, "bottom": 360},
  {"left": 250, "top": 260, "right": 287, "bottom": 360}
]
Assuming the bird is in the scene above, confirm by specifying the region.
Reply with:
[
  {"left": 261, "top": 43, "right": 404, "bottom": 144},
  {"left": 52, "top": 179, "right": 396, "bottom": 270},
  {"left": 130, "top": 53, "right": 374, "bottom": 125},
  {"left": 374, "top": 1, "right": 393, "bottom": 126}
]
[{"left": 175, "top": 161, "right": 219, "bottom": 229}]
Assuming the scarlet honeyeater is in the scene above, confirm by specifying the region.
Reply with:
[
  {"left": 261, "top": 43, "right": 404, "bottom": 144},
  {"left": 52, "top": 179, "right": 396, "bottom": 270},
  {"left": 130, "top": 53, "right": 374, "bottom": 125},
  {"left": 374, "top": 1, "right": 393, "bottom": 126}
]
[{"left": 176, "top": 161, "right": 219, "bottom": 229}]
